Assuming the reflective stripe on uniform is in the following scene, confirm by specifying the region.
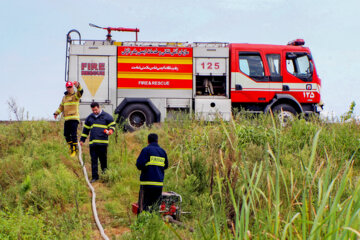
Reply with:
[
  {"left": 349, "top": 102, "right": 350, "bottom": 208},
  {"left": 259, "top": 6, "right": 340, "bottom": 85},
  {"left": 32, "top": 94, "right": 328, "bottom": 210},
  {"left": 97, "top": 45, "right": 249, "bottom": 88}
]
[
  {"left": 75, "top": 86, "right": 82, "bottom": 100},
  {"left": 81, "top": 133, "right": 88, "bottom": 137},
  {"left": 92, "top": 124, "right": 107, "bottom": 129},
  {"left": 63, "top": 102, "right": 79, "bottom": 106},
  {"left": 84, "top": 125, "right": 91, "bottom": 129},
  {"left": 145, "top": 156, "right": 165, "bottom": 167},
  {"left": 76, "top": 87, "right": 83, "bottom": 99},
  {"left": 64, "top": 115, "right": 80, "bottom": 120},
  {"left": 89, "top": 139, "right": 109, "bottom": 144},
  {"left": 108, "top": 121, "right": 116, "bottom": 130},
  {"left": 140, "top": 181, "right": 163, "bottom": 186}
]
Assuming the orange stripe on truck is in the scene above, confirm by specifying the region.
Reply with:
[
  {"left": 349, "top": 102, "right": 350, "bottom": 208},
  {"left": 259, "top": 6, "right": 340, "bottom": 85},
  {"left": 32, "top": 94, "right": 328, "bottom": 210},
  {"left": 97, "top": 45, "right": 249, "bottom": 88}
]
[
  {"left": 117, "top": 63, "right": 193, "bottom": 73},
  {"left": 118, "top": 72, "right": 192, "bottom": 80},
  {"left": 117, "top": 78, "right": 192, "bottom": 89},
  {"left": 117, "top": 46, "right": 192, "bottom": 58},
  {"left": 117, "top": 56, "right": 192, "bottom": 64}
]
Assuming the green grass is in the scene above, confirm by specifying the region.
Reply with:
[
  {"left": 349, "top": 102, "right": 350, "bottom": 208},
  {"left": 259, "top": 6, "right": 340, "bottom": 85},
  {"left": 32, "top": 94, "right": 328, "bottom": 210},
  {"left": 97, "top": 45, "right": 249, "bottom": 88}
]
[
  {"left": 0, "top": 121, "right": 92, "bottom": 239},
  {"left": 1, "top": 115, "right": 360, "bottom": 239}
]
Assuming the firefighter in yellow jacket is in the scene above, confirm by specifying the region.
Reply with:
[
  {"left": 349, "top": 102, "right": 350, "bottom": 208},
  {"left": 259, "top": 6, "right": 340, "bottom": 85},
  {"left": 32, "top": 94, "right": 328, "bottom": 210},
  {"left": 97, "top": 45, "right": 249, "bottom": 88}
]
[{"left": 54, "top": 81, "right": 83, "bottom": 157}]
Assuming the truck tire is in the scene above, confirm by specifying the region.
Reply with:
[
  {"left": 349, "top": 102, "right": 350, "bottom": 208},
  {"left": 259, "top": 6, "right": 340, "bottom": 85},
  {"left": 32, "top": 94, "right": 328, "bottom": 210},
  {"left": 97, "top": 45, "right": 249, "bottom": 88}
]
[
  {"left": 272, "top": 104, "right": 296, "bottom": 124},
  {"left": 121, "top": 104, "right": 155, "bottom": 132}
]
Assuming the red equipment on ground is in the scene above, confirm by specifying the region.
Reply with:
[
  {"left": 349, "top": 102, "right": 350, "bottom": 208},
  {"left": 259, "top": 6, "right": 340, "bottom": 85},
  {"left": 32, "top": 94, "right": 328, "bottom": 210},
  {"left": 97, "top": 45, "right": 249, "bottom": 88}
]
[{"left": 132, "top": 191, "right": 183, "bottom": 220}]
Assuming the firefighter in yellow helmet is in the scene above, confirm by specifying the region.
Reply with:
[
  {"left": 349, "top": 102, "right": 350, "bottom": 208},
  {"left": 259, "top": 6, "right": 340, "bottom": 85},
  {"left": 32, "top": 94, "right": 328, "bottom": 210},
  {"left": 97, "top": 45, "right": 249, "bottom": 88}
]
[{"left": 54, "top": 81, "right": 83, "bottom": 157}]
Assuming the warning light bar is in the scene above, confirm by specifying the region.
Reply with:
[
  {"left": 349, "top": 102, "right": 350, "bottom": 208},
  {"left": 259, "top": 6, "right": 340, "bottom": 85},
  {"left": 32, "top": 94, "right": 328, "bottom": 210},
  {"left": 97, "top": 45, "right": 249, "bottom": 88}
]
[{"left": 287, "top": 39, "right": 305, "bottom": 46}]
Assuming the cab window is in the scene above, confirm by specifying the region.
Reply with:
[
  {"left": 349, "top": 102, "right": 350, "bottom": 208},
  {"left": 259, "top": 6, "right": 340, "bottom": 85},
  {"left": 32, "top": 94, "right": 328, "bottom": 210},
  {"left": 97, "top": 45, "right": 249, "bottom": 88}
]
[
  {"left": 239, "top": 53, "right": 265, "bottom": 80},
  {"left": 286, "top": 52, "right": 313, "bottom": 81},
  {"left": 266, "top": 54, "right": 282, "bottom": 82},
  {"left": 266, "top": 54, "right": 280, "bottom": 76}
]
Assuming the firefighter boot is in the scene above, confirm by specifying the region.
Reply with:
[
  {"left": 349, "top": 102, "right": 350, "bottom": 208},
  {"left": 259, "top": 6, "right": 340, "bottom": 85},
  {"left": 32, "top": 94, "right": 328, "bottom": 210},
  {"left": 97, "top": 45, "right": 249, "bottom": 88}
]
[
  {"left": 70, "top": 143, "right": 77, "bottom": 157},
  {"left": 67, "top": 141, "right": 73, "bottom": 154},
  {"left": 73, "top": 142, "right": 79, "bottom": 153}
]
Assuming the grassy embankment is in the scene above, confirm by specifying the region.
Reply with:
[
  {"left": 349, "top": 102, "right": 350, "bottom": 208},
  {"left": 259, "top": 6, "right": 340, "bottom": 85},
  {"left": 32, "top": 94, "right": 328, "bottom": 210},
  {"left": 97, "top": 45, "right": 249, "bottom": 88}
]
[{"left": 1, "top": 113, "right": 360, "bottom": 239}]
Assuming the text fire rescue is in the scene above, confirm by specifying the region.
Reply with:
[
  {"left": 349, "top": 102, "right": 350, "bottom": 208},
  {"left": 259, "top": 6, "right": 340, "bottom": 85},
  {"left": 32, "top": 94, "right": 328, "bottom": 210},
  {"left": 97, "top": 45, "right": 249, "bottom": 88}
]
[
  {"left": 81, "top": 63, "right": 105, "bottom": 76},
  {"left": 138, "top": 80, "right": 170, "bottom": 86}
]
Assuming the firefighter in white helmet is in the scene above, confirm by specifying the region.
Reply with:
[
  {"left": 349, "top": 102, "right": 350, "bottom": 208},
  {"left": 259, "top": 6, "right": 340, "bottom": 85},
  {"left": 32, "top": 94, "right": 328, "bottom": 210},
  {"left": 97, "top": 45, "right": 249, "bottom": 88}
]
[{"left": 54, "top": 81, "right": 83, "bottom": 157}]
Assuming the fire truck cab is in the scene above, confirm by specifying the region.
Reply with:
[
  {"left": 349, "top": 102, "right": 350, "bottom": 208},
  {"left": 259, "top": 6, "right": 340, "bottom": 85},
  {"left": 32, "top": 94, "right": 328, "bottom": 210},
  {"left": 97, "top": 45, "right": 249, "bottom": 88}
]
[
  {"left": 65, "top": 29, "right": 321, "bottom": 131},
  {"left": 230, "top": 41, "right": 321, "bottom": 115}
]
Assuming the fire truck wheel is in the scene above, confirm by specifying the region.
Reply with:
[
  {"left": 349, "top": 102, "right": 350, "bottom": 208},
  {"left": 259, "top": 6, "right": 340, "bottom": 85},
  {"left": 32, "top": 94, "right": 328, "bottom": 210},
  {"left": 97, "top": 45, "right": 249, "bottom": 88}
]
[
  {"left": 272, "top": 104, "right": 296, "bottom": 124},
  {"left": 121, "top": 104, "right": 155, "bottom": 132}
]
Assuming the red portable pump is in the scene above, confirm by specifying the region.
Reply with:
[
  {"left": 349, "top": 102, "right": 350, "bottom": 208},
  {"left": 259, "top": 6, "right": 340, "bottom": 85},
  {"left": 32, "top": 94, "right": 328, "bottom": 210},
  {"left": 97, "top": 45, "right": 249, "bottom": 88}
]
[{"left": 132, "top": 191, "right": 183, "bottom": 220}]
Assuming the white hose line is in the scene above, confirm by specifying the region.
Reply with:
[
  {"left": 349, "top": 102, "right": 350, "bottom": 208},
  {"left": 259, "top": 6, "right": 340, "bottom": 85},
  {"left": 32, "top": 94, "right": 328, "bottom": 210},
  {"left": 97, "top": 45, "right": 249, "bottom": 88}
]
[{"left": 77, "top": 143, "right": 110, "bottom": 240}]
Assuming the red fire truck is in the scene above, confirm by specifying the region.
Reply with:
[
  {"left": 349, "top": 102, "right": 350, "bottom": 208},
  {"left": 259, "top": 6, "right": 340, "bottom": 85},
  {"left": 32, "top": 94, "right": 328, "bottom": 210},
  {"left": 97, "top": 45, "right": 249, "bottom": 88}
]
[{"left": 65, "top": 25, "right": 322, "bottom": 131}]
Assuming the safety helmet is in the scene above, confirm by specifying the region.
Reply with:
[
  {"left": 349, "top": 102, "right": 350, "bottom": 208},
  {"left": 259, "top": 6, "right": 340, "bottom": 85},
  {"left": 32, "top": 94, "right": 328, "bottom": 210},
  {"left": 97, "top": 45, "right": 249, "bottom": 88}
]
[{"left": 65, "top": 81, "right": 73, "bottom": 88}]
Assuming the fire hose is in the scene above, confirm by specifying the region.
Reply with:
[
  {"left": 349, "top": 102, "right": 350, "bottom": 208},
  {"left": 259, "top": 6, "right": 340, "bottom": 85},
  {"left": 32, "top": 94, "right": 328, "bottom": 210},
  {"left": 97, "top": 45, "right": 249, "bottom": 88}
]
[{"left": 77, "top": 143, "right": 109, "bottom": 240}]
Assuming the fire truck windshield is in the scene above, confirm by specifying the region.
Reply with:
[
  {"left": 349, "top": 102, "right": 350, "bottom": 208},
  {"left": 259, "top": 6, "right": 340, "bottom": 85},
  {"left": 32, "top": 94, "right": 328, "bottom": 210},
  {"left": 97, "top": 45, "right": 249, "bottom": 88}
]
[{"left": 286, "top": 52, "right": 313, "bottom": 82}]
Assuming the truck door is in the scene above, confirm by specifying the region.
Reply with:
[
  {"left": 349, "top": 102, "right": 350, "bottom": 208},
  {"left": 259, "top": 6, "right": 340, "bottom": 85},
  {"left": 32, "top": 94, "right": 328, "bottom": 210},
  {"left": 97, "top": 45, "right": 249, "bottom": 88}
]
[
  {"left": 282, "top": 51, "right": 319, "bottom": 103},
  {"left": 193, "top": 44, "right": 231, "bottom": 121},
  {"left": 232, "top": 51, "right": 270, "bottom": 103}
]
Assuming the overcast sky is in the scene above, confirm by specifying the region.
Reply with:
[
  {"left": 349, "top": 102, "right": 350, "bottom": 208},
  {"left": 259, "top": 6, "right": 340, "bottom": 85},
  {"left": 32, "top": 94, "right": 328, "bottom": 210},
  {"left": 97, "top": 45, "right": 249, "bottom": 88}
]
[{"left": 1, "top": 0, "right": 359, "bottom": 120}]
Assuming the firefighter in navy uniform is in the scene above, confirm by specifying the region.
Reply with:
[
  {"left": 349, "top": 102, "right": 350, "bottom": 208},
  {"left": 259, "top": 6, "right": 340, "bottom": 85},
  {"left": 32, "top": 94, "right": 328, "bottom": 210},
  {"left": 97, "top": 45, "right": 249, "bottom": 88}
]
[
  {"left": 136, "top": 133, "right": 169, "bottom": 213},
  {"left": 54, "top": 81, "right": 83, "bottom": 157},
  {"left": 80, "top": 102, "right": 116, "bottom": 183}
]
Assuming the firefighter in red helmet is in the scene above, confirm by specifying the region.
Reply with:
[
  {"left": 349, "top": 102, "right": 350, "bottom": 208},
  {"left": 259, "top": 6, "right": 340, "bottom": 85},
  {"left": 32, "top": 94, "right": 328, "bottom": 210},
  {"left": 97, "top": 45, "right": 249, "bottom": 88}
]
[{"left": 54, "top": 81, "right": 83, "bottom": 157}]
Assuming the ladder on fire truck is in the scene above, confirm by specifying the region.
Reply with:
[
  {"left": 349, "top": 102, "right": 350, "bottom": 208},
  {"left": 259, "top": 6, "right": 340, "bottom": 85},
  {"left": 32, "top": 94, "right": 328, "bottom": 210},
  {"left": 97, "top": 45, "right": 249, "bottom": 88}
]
[{"left": 65, "top": 30, "right": 81, "bottom": 82}]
